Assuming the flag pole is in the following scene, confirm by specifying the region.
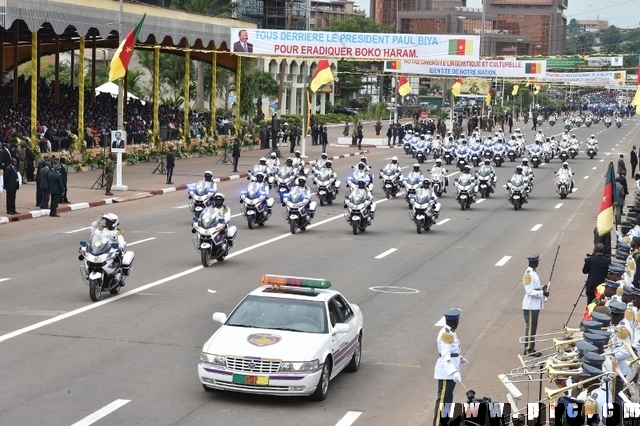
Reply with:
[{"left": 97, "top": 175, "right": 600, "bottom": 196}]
[
  {"left": 301, "top": 71, "right": 308, "bottom": 158},
  {"left": 113, "top": 0, "right": 128, "bottom": 191}
]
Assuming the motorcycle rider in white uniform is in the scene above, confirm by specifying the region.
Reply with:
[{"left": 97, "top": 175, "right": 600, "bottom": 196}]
[
  {"left": 556, "top": 162, "right": 575, "bottom": 192},
  {"left": 91, "top": 213, "right": 126, "bottom": 250}
]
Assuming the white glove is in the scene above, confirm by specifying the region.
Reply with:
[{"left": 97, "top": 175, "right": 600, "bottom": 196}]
[
  {"left": 453, "top": 372, "right": 462, "bottom": 383},
  {"left": 97, "top": 215, "right": 103, "bottom": 222},
  {"left": 460, "top": 357, "right": 469, "bottom": 367}
]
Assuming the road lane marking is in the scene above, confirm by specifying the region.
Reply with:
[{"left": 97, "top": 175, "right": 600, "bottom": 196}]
[
  {"left": 495, "top": 256, "right": 512, "bottom": 266},
  {"left": 554, "top": 203, "right": 563, "bottom": 209},
  {"left": 65, "top": 226, "right": 92, "bottom": 234},
  {"left": 335, "top": 411, "right": 363, "bottom": 426},
  {"left": 600, "top": 159, "right": 604, "bottom": 162},
  {"left": 531, "top": 224, "right": 543, "bottom": 231},
  {"left": 127, "top": 237, "right": 156, "bottom": 246},
  {"left": 374, "top": 248, "right": 397, "bottom": 259},
  {"left": 592, "top": 167, "right": 597, "bottom": 170},
  {"left": 583, "top": 176, "right": 589, "bottom": 180},
  {"left": 572, "top": 188, "right": 577, "bottom": 192},
  {"left": 231, "top": 213, "right": 243, "bottom": 218},
  {"left": 436, "top": 218, "right": 450, "bottom": 225},
  {"left": 0, "top": 278, "right": 10, "bottom": 283},
  {"left": 475, "top": 198, "right": 485, "bottom": 204},
  {"left": 174, "top": 204, "right": 190, "bottom": 209},
  {"left": 0, "top": 200, "right": 392, "bottom": 344},
  {"left": 71, "top": 399, "right": 131, "bottom": 426}
]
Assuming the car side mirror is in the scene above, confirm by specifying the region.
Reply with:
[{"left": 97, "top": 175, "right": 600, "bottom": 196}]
[
  {"left": 333, "top": 323, "right": 350, "bottom": 334},
  {"left": 212, "top": 312, "right": 227, "bottom": 324}
]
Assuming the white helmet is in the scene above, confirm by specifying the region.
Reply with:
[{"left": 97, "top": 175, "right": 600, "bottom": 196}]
[
  {"left": 103, "top": 213, "right": 119, "bottom": 228},
  {"left": 391, "top": 156, "right": 398, "bottom": 163}
]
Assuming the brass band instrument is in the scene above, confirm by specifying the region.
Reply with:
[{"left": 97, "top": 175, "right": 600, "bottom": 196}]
[
  {"left": 517, "top": 326, "right": 582, "bottom": 344},
  {"left": 544, "top": 372, "right": 614, "bottom": 402}
]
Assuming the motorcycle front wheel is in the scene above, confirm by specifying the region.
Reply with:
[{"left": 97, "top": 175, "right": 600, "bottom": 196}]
[
  {"left": 290, "top": 219, "right": 297, "bottom": 234},
  {"left": 319, "top": 194, "right": 325, "bottom": 207},
  {"left": 416, "top": 219, "right": 423, "bottom": 234},
  {"left": 247, "top": 215, "right": 255, "bottom": 229},
  {"left": 201, "top": 248, "right": 212, "bottom": 267},
  {"left": 352, "top": 221, "right": 359, "bottom": 235},
  {"left": 89, "top": 278, "right": 102, "bottom": 302},
  {"left": 460, "top": 202, "right": 466, "bottom": 211},
  {"left": 514, "top": 202, "right": 519, "bottom": 211},
  {"left": 385, "top": 187, "right": 391, "bottom": 199}
]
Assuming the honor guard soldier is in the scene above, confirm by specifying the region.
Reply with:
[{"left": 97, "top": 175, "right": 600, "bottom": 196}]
[
  {"left": 433, "top": 308, "right": 467, "bottom": 426},
  {"left": 522, "top": 253, "right": 549, "bottom": 357}
]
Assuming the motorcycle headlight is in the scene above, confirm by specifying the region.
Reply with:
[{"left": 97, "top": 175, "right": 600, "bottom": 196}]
[
  {"left": 280, "top": 360, "right": 319, "bottom": 372},
  {"left": 200, "top": 352, "right": 226, "bottom": 366}
]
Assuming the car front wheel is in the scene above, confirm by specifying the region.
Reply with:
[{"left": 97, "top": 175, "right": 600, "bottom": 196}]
[
  {"left": 345, "top": 334, "right": 362, "bottom": 372},
  {"left": 311, "top": 359, "right": 332, "bottom": 401}
]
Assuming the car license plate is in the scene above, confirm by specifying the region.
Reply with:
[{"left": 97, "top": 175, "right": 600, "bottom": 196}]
[{"left": 232, "top": 374, "right": 269, "bottom": 386}]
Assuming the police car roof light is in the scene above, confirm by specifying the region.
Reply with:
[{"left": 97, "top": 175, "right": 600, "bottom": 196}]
[{"left": 260, "top": 274, "right": 332, "bottom": 289}]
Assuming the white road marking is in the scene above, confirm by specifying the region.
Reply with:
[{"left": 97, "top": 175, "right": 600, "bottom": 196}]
[
  {"left": 583, "top": 176, "right": 589, "bottom": 179},
  {"left": 231, "top": 213, "right": 243, "bottom": 218},
  {"left": 572, "top": 188, "right": 577, "bottom": 192},
  {"left": 0, "top": 278, "right": 10, "bottom": 283},
  {"left": 434, "top": 316, "right": 446, "bottom": 327},
  {"left": 475, "top": 198, "right": 485, "bottom": 204},
  {"left": 374, "top": 248, "right": 397, "bottom": 259},
  {"left": 65, "top": 226, "right": 92, "bottom": 234},
  {"left": 592, "top": 167, "right": 597, "bottom": 170},
  {"left": 335, "top": 411, "right": 363, "bottom": 426},
  {"left": 127, "top": 237, "right": 156, "bottom": 246},
  {"left": 436, "top": 218, "right": 450, "bottom": 225},
  {"left": 0, "top": 202, "right": 390, "bottom": 344},
  {"left": 495, "top": 256, "right": 512, "bottom": 266},
  {"left": 554, "top": 203, "right": 563, "bottom": 209},
  {"left": 174, "top": 204, "right": 190, "bottom": 209},
  {"left": 71, "top": 399, "right": 131, "bottom": 426},
  {"left": 446, "top": 171, "right": 460, "bottom": 177},
  {"left": 531, "top": 224, "right": 543, "bottom": 231},
  {"left": 600, "top": 159, "right": 604, "bottom": 162}
]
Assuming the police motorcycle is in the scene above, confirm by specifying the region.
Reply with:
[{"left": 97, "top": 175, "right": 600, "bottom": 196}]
[
  {"left": 187, "top": 172, "right": 217, "bottom": 218},
  {"left": 455, "top": 140, "right": 471, "bottom": 171},
  {"left": 573, "top": 115, "right": 583, "bottom": 128},
  {"left": 409, "top": 180, "right": 440, "bottom": 234},
  {"left": 454, "top": 166, "right": 476, "bottom": 211},
  {"left": 506, "top": 169, "right": 528, "bottom": 211},
  {"left": 413, "top": 135, "right": 428, "bottom": 164},
  {"left": 283, "top": 177, "right": 317, "bottom": 234},
  {"left": 585, "top": 136, "right": 599, "bottom": 159},
  {"left": 239, "top": 172, "right": 274, "bottom": 229},
  {"left": 192, "top": 194, "right": 237, "bottom": 267},
  {"left": 536, "top": 115, "right": 544, "bottom": 127},
  {"left": 379, "top": 159, "right": 402, "bottom": 199},
  {"left": 347, "top": 162, "right": 374, "bottom": 194},
  {"left": 313, "top": 160, "right": 341, "bottom": 206},
  {"left": 403, "top": 130, "right": 415, "bottom": 155},
  {"left": 492, "top": 140, "right": 506, "bottom": 167},
  {"left": 548, "top": 115, "right": 557, "bottom": 126},
  {"left": 592, "top": 114, "right": 600, "bottom": 125},
  {"left": 585, "top": 115, "right": 592, "bottom": 127},
  {"left": 431, "top": 135, "right": 443, "bottom": 159},
  {"left": 564, "top": 117, "right": 572, "bottom": 131},
  {"left": 442, "top": 137, "right": 456, "bottom": 165},
  {"left": 274, "top": 160, "right": 297, "bottom": 204},
  {"left": 507, "top": 136, "right": 519, "bottom": 162},
  {"left": 482, "top": 137, "right": 494, "bottom": 161},
  {"left": 558, "top": 138, "right": 571, "bottom": 163},
  {"left": 475, "top": 160, "right": 496, "bottom": 198},
  {"left": 555, "top": 164, "right": 574, "bottom": 199},
  {"left": 568, "top": 134, "right": 579, "bottom": 159},
  {"left": 604, "top": 116, "right": 612, "bottom": 128},
  {"left": 469, "top": 140, "right": 483, "bottom": 167},
  {"left": 291, "top": 152, "right": 310, "bottom": 177},
  {"left": 529, "top": 142, "right": 543, "bottom": 168},
  {"left": 344, "top": 179, "right": 376, "bottom": 235},
  {"left": 404, "top": 164, "right": 425, "bottom": 208},
  {"left": 616, "top": 116, "right": 623, "bottom": 128},
  {"left": 79, "top": 215, "right": 134, "bottom": 302},
  {"left": 542, "top": 139, "right": 553, "bottom": 164}
]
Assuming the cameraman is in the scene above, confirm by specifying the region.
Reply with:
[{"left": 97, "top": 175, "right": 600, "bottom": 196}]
[{"left": 582, "top": 243, "right": 610, "bottom": 303}]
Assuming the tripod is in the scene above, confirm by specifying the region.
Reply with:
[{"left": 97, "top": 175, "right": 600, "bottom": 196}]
[
  {"left": 267, "top": 144, "right": 282, "bottom": 159},
  {"left": 91, "top": 144, "right": 107, "bottom": 190},
  {"left": 216, "top": 146, "right": 231, "bottom": 165},
  {"left": 152, "top": 141, "right": 167, "bottom": 174}
]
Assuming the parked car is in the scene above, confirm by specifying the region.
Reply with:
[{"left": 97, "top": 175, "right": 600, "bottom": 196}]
[{"left": 333, "top": 105, "right": 358, "bottom": 116}]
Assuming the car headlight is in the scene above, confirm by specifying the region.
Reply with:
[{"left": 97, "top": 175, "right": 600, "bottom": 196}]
[
  {"left": 280, "top": 359, "right": 320, "bottom": 372},
  {"left": 200, "top": 352, "right": 226, "bottom": 366}
]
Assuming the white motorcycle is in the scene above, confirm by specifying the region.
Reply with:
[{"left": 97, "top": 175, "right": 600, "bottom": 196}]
[
  {"left": 409, "top": 190, "right": 439, "bottom": 234},
  {"left": 192, "top": 207, "right": 237, "bottom": 266},
  {"left": 314, "top": 168, "right": 341, "bottom": 206},
  {"left": 188, "top": 180, "right": 217, "bottom": 218},
  {"left": 344, "top": 190, "right": 375, "bottom": 235},
  {"left": 283, "top": 189, "right": 316, "bottom": 234},
  {"left": 240, "top": 183, "right": 274, "bottom": 229},
  {"left": 555, "top": 171, "right": 574, "bottom": 199},
  {"left": 79, "top": 234, "right": 135, "bottom": 302},
  {"left": 454, "top": 175, "right": 476, "bottom": 211}
]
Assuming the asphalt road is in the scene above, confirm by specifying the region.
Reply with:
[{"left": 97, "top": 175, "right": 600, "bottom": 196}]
[{"left": 1, "top": 117, "right": 638, "bottom": 426}]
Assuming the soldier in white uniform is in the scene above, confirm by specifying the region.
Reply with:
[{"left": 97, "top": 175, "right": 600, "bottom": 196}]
[
  {"left": 433, "top": 308, "right": 467, "bottom": 426},
  {"left": 522, "top": 253, "right": 549, "bottom": 357}
]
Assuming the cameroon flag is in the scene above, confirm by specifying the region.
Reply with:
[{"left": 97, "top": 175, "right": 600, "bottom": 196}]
[
  {"left": 310, "top": 60, "right": 334, "bottom": 93},
  {"left": 451, "top": 78, "right": 462, "bottom": 97},
  {"left": 512, "top": 84, "right": 520, "bottom": 96},
  {"left": 109, "top": 14, "right": 146, "bottom": 82},
  {"left": 385, "top": 60, "right": 402, "bottom": 71},
  {"left": 596, "top": 162, "right": 616, "bottom": 236},
  {"left": 397, "top": 74, "right": 411, "bottom": 97},
  {"left": 448, "top": 39, "right": 474, "bottom": 56}
]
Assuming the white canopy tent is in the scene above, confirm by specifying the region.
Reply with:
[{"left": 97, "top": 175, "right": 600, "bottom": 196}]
[{"left": 94, "top": 82, "right": 145, "bottom": 105}]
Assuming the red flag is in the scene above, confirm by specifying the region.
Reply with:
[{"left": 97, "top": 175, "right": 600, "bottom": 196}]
[
  {"left": 596, "top": 162, "right": 616, "bottom": 236},
  {"left": 109, "top": 14, "right": 146, "bottom": 81}
]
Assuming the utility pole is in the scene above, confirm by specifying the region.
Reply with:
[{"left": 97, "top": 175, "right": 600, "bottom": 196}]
[{"left": 277, "top": 0, "right": 294, "bottom": 119}]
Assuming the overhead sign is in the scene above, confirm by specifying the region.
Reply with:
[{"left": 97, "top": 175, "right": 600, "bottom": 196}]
[
  {"left": 531, "top": 57, "right": 587, "bottom": 69},
  {"left": 383, "top": 59, "right": 546, "bottom": 78},
  {"left": 230, "top": 28, "right": 479, "bottom": 60},
  {"left": 542, "top": 71, "right": 626, "bottom": 84},
  {"left": 587, "top": 56, "right": 623, "bottom": 67}
]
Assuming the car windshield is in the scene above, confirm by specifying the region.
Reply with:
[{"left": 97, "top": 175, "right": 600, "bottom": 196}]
[
  {"left": 226, "top": 295, "right": 327, "bottom": 333},
  {"left": 89, "top": 232, "right": 111, "bottom": 255}
]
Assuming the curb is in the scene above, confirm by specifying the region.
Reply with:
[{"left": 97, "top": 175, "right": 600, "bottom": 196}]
[{"left": 0, "top": 150, "right": 369, "bottom": 225}]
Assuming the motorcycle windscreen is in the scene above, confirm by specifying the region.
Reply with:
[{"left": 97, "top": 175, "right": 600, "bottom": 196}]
[
  {"left": 199, "top": 207, "right": 221, "bottom": 229},
  {"left": 477, "top": 167, "right": 492, "bottom": 178},
  {"left": 288, "top": 189, "right": 307, "bottom": 203},
  {"left": 246, "top": 184, "right": 263, "bottom": 199},
  {"left": 349, "top": 191, "right": 367, "bottom": 205},
  {"left": 382, "top": 164, "right": 396, "bottom": 176},
  {"left": 90, "top": 233, "right": 112, "bottom": 255},
  {"left": 458, "top": 176, "right": 473, "bottom": 186},
  {"left": 317, "top": 169, "right": 332, "bottom": 181},
  {"left": 511, "top": 175, "right": 526, "bottom": 189},
  {"left": 194, "top": 180, "right": 210, "bottom": 196},
  {"left": 415, "top": 190, "right": 431, "bottom": 204}
]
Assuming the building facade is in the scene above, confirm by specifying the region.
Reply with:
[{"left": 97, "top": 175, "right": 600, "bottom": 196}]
[{"left": 577, "top": 20, "right": 608, "bottom": 33}]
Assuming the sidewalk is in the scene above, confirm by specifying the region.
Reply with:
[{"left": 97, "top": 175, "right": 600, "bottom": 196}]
[{"left": 1, "top": 141, "right": 368, "bottom": 224}]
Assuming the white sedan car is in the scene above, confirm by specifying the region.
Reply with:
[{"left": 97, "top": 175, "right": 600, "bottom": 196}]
[{"left": 198, "top": 275, "right": 364, "bottom": 401}]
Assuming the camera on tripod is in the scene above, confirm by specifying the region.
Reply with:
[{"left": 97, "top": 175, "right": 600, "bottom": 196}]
[{"left": 466, "top": 390, "right": 492, "bottom": 404}]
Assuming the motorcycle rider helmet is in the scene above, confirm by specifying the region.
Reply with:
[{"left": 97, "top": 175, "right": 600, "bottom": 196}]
[
  {"left": 537, "top": 130, "right": 543, "bottom": 134},
  {"left": 286, "top": 157, "right": 293, "bottom": 166},
  {"left": 391, "top": 156, "right": 398, "bottom": 164},
  {"left": 259, "top": 157, "right": 267, "bottom": 165},
  {"left": 572, "top": 134, "right": 576, "bottom": 139},
  {"left": 420, "top": 135, "right": 426, "bottom": 140},
  {"left": 484, "top": 159, "right": 491, "bottom": 165},
  {"left": 213, "top": 193, "right": 225, "bottom": 208},
  {"left": 361, "top": 156, "right": 368, "bottom": 164},
  {"left": 435, "top": 159, "right": 442, "bottom": 165},
  {"left": 413, "top": 163, "right": 420, "bottom": 172},
  {"left": 357, "top": 179, "right": 367, "bottom": 190},
  {"left": 591, "top": 135, "right": 595, "bottom": 139},
  {"left": 295, "top": 150, "right": 301, "bottom": 157},
  {"left": 255, "top": 172, "right": 265, "bottom": 183},
  {"left": 426, "top": 131, "right": 432, "bottom": 136},
  {"left": 204, "top": 170, "right": 213, "bottom": 182},
  {"left": 510, "top": 135, "right": 516, "bottom": 140},
  {"left": 103, "top": 213, "right": 119, "bottom": 229},
  {"left": 357, "top": 162, "right": 366, "bottom": 171},
  {"left": 515, "top": 166, "right": 523, "bottom": 174},
  {"left": 463, "top": 166, "right": 471, "bottom": 174},
  {"left": 522, "top": 159, "right": 529, "bottom": 165},
  {"left": 321, "top": 153, "right": 328, "bottom": 159},
  {"left": 562, "top": 162, "right": 569, "bottom": 169},
  {"left": 325, "top": 160, "right": 332, "bottom": 168},
  {"left": 422, "top": 179, "right": 431, "bottom": 188},
  {"left": 297, "top": 176, "right": 307, "bottom": 187},
  {"left": 461, "top": 139, "right": 468, "bottom": 145},
  {"left": 270, "top": 152, "right": 277, "bottom": 159}
]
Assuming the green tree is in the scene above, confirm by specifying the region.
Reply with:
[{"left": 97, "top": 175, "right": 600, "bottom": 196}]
[
  {"left": 567, "top": 18, "right": 580, "bottom": 37},
  {"left": 249, "top": 70, "right": 278, "bottom": 120},
  {"left": 565, "top": 33, "right": 596, "bottom": 55},
  {"left": 600, "top": 25, "right": 622, "bottom": 53}
]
